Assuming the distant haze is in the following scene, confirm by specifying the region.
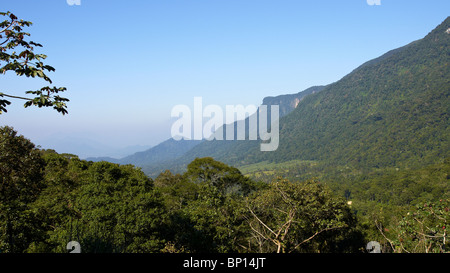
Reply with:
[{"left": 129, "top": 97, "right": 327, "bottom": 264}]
[{"left": 0, "top": 1, "right": 448, "bottom": 158}]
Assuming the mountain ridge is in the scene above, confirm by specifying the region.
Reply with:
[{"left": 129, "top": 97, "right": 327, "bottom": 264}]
[
  {"left": 86, "top": 85, "right": 319, "bottom": 168},
  {"left": 141, "top": 16, "right": 449, "bottom": 176}
]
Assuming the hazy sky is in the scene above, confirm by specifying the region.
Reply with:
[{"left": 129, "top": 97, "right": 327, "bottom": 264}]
[{"left": 1, "top": 0, "right": 449, "bottom": 157}]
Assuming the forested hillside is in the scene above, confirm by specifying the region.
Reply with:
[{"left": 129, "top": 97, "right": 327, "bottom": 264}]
[
  {"left": 266, "top": 17, "right": 449, "bottom": 168},
  {"left": 166, "top": 16, "right": 449, "bottom": 170}
]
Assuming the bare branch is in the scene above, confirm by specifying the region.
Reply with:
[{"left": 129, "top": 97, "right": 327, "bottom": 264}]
[
  {"left": 290, "top": 226, "right": 341, "bottom": 253},
  {"left": 248, "top": 206, "right": 277, "bottom": 237},
  {"left": 375, "top": 220, "right": 396, "bottom": 252},
  {"left": 0, "top": 92, "right": 32, "bottom": 101}
]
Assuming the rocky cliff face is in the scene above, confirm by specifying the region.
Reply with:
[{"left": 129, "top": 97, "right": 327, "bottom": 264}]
[{"left": 262, "top": 86, "right": 326, "bottom": 117}]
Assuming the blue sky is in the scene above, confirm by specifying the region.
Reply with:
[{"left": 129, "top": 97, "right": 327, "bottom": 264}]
[{"left": 0, "top": 0, "right": 449, "bottom": 158}]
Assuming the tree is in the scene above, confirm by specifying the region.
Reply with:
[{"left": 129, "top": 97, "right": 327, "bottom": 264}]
[
  {"left": 0, "top": 126, "right": 44, "bottom": 252},
  {"left": 184, "top": 157, "right": 261, "bottom": 197},
  {"left": 0, "top": 11, "right": 68, "bottom": 114},
  {"left": 27, "top": 150, "right": 89, "bottom": 253},
  {"left": 384, "top": 200, "right": 449, "bottom": 253},
  {"left": 166, "top": 158, "right": 262, "bottom": 253},
  {"left": 33, "top": 160, "right": 168, "bottom": 253},
  {"left": 246, "top": 178, "right": 363, "bottom": 253},
  {"left": 154, "top": 170, "right": 198, "bottom": 213}
]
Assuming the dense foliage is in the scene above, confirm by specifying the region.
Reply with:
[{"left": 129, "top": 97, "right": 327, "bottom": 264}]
[
  {"left": 0, "top": 127, "right": 370, "bottom": 253},
  {"left": 1, "top": 127, "right": 447, "bottom": 253},
  {"left": 242, "top": 159, "right": 449, "bottom": 252},
  {"left": 0, "top": 126, "right": 44, "bottom": 252}
]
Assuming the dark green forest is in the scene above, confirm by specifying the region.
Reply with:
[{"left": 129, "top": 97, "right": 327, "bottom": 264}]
[
  {"left": 0, "top": 126, "right": 448, "bottom": 253},
  {"left": 0, "top": 126, "right": 359, "bottom": 253}
]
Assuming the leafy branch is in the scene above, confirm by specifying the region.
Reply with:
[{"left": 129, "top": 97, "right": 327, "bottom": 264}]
[{"left": 0, "top": 11, "right": 68, "bottom": 114}]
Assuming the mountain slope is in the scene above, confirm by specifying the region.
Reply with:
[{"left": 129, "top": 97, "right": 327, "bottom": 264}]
[
  {"left": 119, "top": 138, "right": 202, "bottom": 167},
  {"left": 143, "top": 85, "right": 326, "bottom": 175},
  {"left": 88, "top": 138, "right": 202, "bottom": 168},
  {"left": 268, "top": 16, "right": 450, "bottom": 168},
  {"left": 262, "top": 86, "right": 326, "bottom": 117},
  {"left": 151, "top": 17, "right": 449, "bottom": 175}
]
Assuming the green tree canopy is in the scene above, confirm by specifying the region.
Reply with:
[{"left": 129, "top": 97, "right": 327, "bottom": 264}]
[
  {"left": 0, "top": 126, "right": 44, "bottom": 252},
  {"left": 32, "top": 157, "right": 168, "bottom": 253},
  {"left": 246, "top": 179, "right": 363, "bottom": 253},
  {"left": 185, "top": 157, "right": 261, "bottom": 197}
]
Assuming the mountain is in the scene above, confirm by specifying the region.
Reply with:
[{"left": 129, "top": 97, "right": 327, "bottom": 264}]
[
  {"left": 118, "top": 138, "right": 202, "bottom": 167},
  {"left": 140, "top": 85, "right": 327, "bottom": 176},
  {"left": 86, "top": 156, "right": 121, "bottom": 164},
  {"left": 262, "top": 86, "right": 326, "bottom": 117},
  {"left": 88, "top": 138, "right": 202, "bottom": 169},
  {"left": 144, "top": 17, "right": 450, "bottom": 176},
  {"left": 266, "top": 17, "right": 450, "bottom": 169},
  {"left": 36, "top": 135, "right": 151, "bottom": 159},
  {"left": 87, "top": 85, "right": 324, "bottom": 175}
]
